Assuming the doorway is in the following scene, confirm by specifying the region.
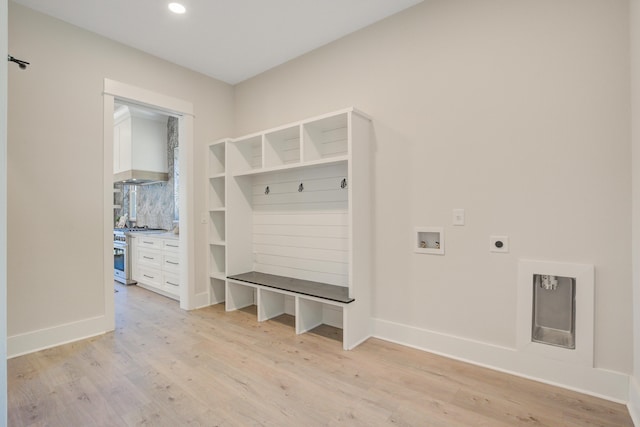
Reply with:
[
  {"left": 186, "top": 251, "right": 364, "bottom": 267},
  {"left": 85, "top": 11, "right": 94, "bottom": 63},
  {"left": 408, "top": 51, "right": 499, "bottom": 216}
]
[{"left": 102, "top": 79, "right": 196, "bottom": 331}]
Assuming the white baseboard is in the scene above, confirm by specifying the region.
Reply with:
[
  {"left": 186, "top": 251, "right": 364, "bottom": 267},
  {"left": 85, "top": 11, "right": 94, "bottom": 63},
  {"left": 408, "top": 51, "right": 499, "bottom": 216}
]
[
  {"left": 628, "top": 377, "right": 640, "bottom": 426},
  {"left": 372, "top": 318, "right": 629, "bottom": 403},
  {"left": 8, "top": 315, "right": 110, "bottom": 359}
]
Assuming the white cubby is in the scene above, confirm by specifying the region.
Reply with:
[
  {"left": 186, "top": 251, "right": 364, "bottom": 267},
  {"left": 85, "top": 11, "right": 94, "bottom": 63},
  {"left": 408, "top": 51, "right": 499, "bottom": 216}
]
[
  {"left": 208, "top": 177, "right": 225, "bottom": 210},
  {"left": 208, "top": 211, "right": 225, "bottom": 244},
  {"left": 208, "top": 141, "right": 225, "bottom": 176},
  {"left": 207, "top": 138, "right": 229, "bottom": 299},
  {"left": 213, "top": 108, "right": 372, "bottom": 350},
  {"left": 258, "top": 288, "right": 287, "bottom": 322},
  {"left": 414, "top": 227, "right": 444, "bottom": 255},
  {"left": 210, "top": 277, "right": 226, "bottom": 305},
  {"left": 209, "top": 245, "right": 226, "bottom": 279},
  {"left": 226, "top": 281, "right": 255, "bottom": 311},
  {"left": 229, "top": 135, "right": 262, "bottom": 174},
  {"left": 302, "top": 112, "right": 349, "bottom": 162},
  {"left": 264, "top": 125, "right": 301, "bottom": 168}
]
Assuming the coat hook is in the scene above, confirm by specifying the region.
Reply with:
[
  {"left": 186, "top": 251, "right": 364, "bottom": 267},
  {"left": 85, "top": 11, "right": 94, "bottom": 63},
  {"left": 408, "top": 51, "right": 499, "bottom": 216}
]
[
  {"left": 264, "top": 186, "right": 270, "bottom": 195},
  {"left": 340, "top": 178, "right": 347, "bottom": 189},
  {"left": 298, "top": 183, "right": 304, "bottom": 192}
]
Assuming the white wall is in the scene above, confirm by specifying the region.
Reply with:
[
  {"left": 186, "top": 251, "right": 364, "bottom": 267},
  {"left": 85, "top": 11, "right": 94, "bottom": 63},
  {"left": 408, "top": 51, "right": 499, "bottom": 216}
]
[
  {"left": 630, "top": 0, "right": 640, "bottom": 421},
  {"left": 235, "top": 0, "right": 632, "bottom": 397},
  {"left": 1, "top": 0, "right": 7, "bottom": 422},
  {"left": 7, "top": 2, "right": 234, "bottom": 353}
]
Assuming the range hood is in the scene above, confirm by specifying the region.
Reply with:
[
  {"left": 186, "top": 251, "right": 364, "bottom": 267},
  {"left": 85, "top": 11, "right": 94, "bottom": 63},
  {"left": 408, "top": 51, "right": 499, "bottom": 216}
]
[
  {"left": 114, "top": 169, "right": 168, "bottom": 185},
  {"left": 114, "top": 105, "right": 169, "bottom": 185}
]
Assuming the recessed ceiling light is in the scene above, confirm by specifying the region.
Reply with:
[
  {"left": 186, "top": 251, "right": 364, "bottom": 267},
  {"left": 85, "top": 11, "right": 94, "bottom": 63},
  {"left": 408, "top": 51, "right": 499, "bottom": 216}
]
[{"left": 168, "top": 3, "right": 186, "bottom": 14}]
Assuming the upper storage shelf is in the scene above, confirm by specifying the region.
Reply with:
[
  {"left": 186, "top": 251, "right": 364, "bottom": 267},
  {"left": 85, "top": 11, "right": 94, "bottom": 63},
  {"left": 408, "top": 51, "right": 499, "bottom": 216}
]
[{"left": 227, "top": 108, "right": 369, "bottom": 177}]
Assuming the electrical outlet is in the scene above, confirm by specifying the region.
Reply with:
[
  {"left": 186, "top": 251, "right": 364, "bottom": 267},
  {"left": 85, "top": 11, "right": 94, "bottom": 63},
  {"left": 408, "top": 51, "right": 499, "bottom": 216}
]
[{"left": 490, "top": 235, "right": 509, "bottom": 253}]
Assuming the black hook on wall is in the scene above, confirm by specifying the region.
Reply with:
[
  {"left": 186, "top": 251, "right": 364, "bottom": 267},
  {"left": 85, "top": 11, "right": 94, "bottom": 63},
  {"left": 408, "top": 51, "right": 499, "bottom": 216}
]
[
  {"left": 298, "top": 183, "right": 304, "bottom": 192},
  {"left": 8, "top": 55, "right": 29, "bottom": 70}
]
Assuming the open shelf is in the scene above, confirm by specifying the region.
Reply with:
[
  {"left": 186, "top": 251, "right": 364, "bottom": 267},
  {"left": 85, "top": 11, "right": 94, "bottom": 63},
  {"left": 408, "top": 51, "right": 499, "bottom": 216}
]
[
  {"left": 208, "top": 141, "right": 226, "bottom": 175},
  {"left": 264, "top": 125, "right": 301, "bottom": 168},
  {"left": 229, "top": 135, "right": 262, "bottom": 174},
  {"left": 303, "top": 112, "right": 349, "bottom": 162},
  {"left": 208, "top": 176, "right": 225, "bottom": 209},
  {"left": 209, "top": 210, "right": 225, "bottom": 243}
]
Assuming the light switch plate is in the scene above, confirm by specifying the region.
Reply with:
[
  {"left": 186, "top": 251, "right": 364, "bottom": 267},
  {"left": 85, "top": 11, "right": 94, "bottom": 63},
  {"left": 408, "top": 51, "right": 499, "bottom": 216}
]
[{"left": 452, "top": 208, "right": 465, "bottom": 226}]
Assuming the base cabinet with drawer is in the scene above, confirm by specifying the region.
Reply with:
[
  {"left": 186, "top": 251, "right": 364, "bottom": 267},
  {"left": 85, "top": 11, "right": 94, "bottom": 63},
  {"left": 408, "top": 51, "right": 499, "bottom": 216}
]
[{"left": 131, "top": 235, "right": 180, "bottom": 300}]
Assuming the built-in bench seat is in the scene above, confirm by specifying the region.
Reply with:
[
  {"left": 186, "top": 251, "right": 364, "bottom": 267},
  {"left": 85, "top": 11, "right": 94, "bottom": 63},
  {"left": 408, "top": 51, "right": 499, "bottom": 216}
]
[
  {"left": 227, "top": 271, "right": 354, "bottom": 304},
  {"left": 225, "top": 271, "right": 358, "bottom": 349}
]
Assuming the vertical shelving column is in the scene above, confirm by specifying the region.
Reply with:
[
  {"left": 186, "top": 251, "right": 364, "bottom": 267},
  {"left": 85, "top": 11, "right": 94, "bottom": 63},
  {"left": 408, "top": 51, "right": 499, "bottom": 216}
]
[{"left": 208, "top": 140, "right": 227, "bottom": 304}]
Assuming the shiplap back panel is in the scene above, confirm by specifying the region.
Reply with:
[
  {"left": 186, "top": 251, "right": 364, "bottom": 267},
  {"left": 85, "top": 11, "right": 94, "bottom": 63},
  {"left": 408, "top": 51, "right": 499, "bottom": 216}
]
[{"left": 251, "top": 163, "right": 349, "bottom": 287}]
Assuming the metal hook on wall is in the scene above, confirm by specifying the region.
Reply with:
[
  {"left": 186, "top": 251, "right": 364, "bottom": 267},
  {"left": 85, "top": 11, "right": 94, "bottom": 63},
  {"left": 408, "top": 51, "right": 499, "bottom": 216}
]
[
  {"left": 7, "top": 55, "right": 29, "bottom": 70},
  {"left": 298, "top": 183, "right": 304, "bottom": 192},
  {"left": 340, "top": 178, "right": 347, "bottom": 189},
  {"left": 264, "top": 186, "right": 270, "bottom": 195}
]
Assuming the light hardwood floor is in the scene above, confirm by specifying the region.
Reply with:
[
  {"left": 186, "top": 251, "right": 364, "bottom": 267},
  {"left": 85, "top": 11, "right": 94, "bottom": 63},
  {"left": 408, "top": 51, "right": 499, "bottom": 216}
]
[{"left": 8, "top": 283, "right": 634, "bottom": 426}]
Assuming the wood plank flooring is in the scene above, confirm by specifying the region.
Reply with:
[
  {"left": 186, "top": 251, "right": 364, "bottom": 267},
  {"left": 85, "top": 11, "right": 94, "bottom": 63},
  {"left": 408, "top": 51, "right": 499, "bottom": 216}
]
[{"left": 8, "top": 283, "right": 634, "bottom": 426}]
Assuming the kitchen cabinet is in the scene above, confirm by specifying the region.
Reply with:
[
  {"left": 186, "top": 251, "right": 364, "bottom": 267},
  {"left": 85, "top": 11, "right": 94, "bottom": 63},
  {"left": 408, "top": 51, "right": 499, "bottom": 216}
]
[{"left": 131, "top": 234, "right": 180, "bottom": 300}]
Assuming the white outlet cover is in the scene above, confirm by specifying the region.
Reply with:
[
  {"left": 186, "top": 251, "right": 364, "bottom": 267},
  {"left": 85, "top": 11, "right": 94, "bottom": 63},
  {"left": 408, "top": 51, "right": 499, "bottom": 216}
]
[
  {"left": 490, "top": 235, "right": 509, "bottom": 253},
  {"left": 452, "top": 208, "right": 465, "bottom": 226}
]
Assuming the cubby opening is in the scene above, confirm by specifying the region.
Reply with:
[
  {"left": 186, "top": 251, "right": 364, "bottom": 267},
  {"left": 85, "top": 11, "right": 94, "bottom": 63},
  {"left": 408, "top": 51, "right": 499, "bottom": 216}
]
[
  {"left": 296, "top": 298, "right": 343, "bottom": 335},
  {"left": 230, "top": 136, "right": 262, "bottom": 173},
  {"left": 264, "top": 125, "right": 301, "bottom": 167},
  {"left": 303, "top": 113, "right": 349, "bottom": 162},
  {"left": 226, "top": 281, "right": 256, "bottom": 311},
  {"left": 208, "top": 177, "right": 225, "bottom": 209},
  {"left": 210, "top": 277, "right": 225, "bottom": 305},
  {"left": 208, "top": 142, "right": 225, "bottom": 176},
  {"left": 258, "top": 288, "right": 287, "bottom": 321},
  {"left": 209, "top": 245, "right": 226, "bottom": 279},
  {"left": 208, "top": 211, "right": 225, "bottom": 243}
]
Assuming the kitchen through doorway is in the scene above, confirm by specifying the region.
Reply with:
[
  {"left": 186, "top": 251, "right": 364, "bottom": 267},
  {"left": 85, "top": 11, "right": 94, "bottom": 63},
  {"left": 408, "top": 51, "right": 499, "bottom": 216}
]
[{"left": 103, "top": 79, "right": 196, "bottom": 333}]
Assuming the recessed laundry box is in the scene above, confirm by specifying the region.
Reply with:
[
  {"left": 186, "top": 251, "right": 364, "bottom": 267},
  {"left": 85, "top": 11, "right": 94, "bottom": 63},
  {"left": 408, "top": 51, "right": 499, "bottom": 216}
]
[
  {"left": 517, "top": 260, "right": 594, "bottom": 366},
  {"left": 531, "top": 274, "right": 575, "bottom": 349}
]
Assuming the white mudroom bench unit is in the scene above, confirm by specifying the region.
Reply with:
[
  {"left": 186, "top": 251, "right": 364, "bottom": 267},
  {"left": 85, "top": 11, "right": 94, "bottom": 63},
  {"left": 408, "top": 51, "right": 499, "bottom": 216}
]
[{"left": 207, "top": 108, "right": 372, "bottom": 350}]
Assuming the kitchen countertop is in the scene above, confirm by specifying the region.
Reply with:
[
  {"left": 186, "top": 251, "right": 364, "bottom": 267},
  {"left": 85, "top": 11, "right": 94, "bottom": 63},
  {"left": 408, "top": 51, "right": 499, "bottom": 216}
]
[{"left": 126, "top": 231, "right": 179, "bottom": 240}]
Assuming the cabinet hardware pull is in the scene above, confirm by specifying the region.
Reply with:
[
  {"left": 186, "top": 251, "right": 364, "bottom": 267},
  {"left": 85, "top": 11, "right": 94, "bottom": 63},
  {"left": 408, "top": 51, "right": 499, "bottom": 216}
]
[
  {"left": 166, "top": 261, "right": 178, "bottom": 265},
  {"left": 143, "top": 256, "right": 154, "bottom": 260},
  {"left": 166, "top": 244, "right": 178, "bottom": 247},
  {"left": 166, "top": 281, "right": 178, "bottom": 286},
  {"left": 144, "top": 274, "right": 154, "bottom": 279},
  {"left": 143, "top": 241, "right": 154, "bottom": 244}
]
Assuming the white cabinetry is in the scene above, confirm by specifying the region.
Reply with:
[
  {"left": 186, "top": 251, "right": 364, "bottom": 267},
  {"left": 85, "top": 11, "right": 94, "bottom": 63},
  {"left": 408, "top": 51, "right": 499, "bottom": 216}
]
[
  {"left": 207, "top": 140, "right": 227, "bottom": 305},
  {"left": 132, "top": 235, "right": 180, "bottom": 300},
  {"left": 208, "top": 108, "right": 372, "bottom": 350}
]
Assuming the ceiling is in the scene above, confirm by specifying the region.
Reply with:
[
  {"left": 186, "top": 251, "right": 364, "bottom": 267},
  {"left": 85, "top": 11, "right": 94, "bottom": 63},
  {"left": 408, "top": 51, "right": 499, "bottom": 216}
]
[{"left": 12, "top": 0, "right": 423, "bottom": 85}]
